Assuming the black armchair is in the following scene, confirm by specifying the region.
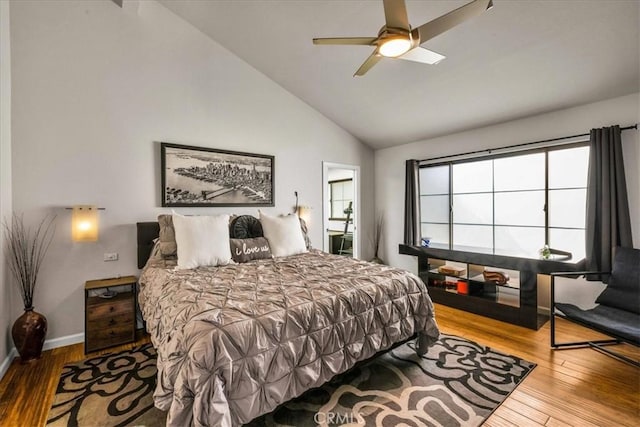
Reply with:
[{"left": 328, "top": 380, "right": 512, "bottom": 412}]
[{"left": 550, "top": 247, "right": 640, "bottom": 367}]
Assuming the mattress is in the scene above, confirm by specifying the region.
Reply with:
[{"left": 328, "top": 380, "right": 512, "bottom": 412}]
[{"left": 138, "top": 249, "right": 439, "bottom": 426}]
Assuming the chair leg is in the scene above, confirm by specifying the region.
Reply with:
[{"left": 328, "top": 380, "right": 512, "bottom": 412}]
[
  {"left": 552, "top": 338, "right": 620, "bottom": 349},
  {"left": 551, "top": 314, "right": 639, "bottom": 367},
  {"left": 550, "top": 276, "right": 638, "bottom": 366},
  {"left": 589, "top": 342, "right": 640, "bottom": 368},
  {"left": 551, "top": 333, "right": 639, "bottom": 367},
  {"left": 549, "top": 274, "right": 639, "bottom": 368},
  {"left": 550, "top": 313, "right": 620, "bottom": 351},
  {"left": 550, "top": 274, "right": 558, "bottom": 347},
  {"left": 549, "top": 275, "right": 615, "bottom": 348}
]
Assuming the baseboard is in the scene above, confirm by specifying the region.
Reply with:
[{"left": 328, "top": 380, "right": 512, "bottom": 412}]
[
  {"left": 538, "top": 306, "right": 551, "bottom": 316},
  {"left": 42, "top": 332, "right": 85, "bottom": 351},
  {"left": 0, "top": 333, "right": 85, "bottom": 382},
  {"left": 0, "top": 347, "right": 17, "bottom": 381}
]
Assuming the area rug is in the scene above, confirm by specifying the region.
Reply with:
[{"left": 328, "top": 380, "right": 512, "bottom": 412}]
[{"left": 46, "top": 335, "right": 535, "bottom": 427}]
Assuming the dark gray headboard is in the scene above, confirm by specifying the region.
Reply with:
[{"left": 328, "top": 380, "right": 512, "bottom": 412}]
[{"left": 137, "top": 222, "right": 160, "bottom": 269}]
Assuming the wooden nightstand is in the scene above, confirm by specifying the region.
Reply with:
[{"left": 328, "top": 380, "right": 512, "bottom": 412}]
[{"left": 84, "top": 276, "right": 137, "bottom": 353}]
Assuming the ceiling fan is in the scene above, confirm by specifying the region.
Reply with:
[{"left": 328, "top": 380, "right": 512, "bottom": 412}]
[{"left": 313, "top": 0, "right": 493, "bottom": 76}]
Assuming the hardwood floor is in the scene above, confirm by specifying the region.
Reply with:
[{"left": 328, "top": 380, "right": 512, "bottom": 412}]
[
  {"left": 0, "top": 331, "right": 150, "bottom": 427},
  {"left": 0, "top": 305, "right": 638, "bottom": 426}
]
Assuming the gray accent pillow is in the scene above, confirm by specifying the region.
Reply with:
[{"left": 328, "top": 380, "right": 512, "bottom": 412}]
[
  {"left": 230, "top": 237, "right": 272, "bottom": 263},
  {"left": 149, "top": 238, "right": 162, "bottom": 260},
  {"left": 299, "top": 217, "right": 312, "bottom": 249},
  {"left": 158, "top": 214, "right": 177, "bottom": 259},
  {"left": 231, "top": 215, "right": 264, "bottom": 239}
]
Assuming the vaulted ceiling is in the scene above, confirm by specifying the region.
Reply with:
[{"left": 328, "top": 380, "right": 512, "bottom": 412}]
[{"left": 160, "top": 0, "right": 640, "bottom": 149}]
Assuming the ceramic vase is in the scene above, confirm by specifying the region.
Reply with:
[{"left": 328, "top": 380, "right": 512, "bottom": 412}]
[{"left": 12, "top": 308, "right": 47, "bottom": 362}]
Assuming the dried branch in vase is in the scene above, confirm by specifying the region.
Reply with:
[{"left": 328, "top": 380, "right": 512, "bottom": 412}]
[
  {"left": 3, "top": 213, "right": 56, "bottom": 309},
  {"left": 370, "top": 214, "right": 384, "bottom": 264}
]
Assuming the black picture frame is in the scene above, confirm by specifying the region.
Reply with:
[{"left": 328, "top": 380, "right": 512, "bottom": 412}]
[{"left": 161, "top": 142, "right": 275, "bottom": 207}]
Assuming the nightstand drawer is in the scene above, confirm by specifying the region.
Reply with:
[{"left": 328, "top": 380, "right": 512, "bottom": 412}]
[
  {"left": 87, "top": 294, "right": 134, "bottom": 319},
  {"left": 86, "top": 313, "right": 134, "bottom": 331},
  {"left": 86, "top": 325, "right": 135, "bottom": 352}
]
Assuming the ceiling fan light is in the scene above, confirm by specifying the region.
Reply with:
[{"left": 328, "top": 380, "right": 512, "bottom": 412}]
[{"left": 378, "top": 37, "right": 412, "bottom": 57}]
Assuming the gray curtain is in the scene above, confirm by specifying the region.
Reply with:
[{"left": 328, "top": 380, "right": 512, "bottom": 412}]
[
  {"left": 404, "top": 159, "right": 421, "bottom": 246},
  {"left": 585, "top": 125, "right": 633, "bottom": 279}
]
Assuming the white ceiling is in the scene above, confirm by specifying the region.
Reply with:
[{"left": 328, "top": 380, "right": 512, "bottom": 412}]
[{"left": 159, "top": 0, "right": 640, "bottom": 149}]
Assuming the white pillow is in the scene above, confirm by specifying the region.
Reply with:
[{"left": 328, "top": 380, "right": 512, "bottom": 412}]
[
  {"left": 259, "top": 212, "right": 308, "bottom": 257},
  {"left": 172, "top": 212, "right": 232, "bottom": 269}
]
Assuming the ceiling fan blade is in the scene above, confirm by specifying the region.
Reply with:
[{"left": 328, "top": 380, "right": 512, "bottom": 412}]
[
  {"left": 398, "top": 47, "right": 446, "bottom": 65},
  {"left": 383, "top": 0, "right": 410, "bottom": 30},
  {"left": 354, "top": 51, "right": 382, "bottom": 77},
  {"left": 415, "top": 0, "right": 493, "bottom": 44},
  {"left": 313, "top": 37, "right": 377, "bottom": 46}
]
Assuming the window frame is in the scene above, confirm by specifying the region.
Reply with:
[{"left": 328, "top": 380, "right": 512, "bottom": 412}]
[
  {"left": 419, "top": 141, "right": 589, "bottom": 257},
  {"left": 329, "top": 178, "right": 354, "bottom": 221}
]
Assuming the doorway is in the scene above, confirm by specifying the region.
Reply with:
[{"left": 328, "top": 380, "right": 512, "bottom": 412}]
[{"left": 322, "top": 162, "right": 360, "bottom": 259}]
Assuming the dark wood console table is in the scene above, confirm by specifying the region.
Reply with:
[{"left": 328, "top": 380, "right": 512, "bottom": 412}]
[{"left": 399, "top": 244, "right": 583, "bottom": 330}]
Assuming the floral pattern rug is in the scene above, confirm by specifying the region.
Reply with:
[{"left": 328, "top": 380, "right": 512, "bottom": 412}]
[{"left": 46, "top": 335, "right": 534, "bottom": 426}]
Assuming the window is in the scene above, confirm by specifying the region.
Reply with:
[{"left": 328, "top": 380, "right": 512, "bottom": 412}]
[
  {"left": 419, "top": 144, "right": 589, "bottom": 259},
  {"left": 329, "top": 179, "right": 353, "bottom": 220}
]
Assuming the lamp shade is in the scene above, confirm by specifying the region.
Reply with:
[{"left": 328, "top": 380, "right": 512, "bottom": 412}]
[
  {"left": 297, "top": 205, "right": 312, "bottom": 226},
  {"left": 72, "top": 205, "right": 98, "bottom": 242}
]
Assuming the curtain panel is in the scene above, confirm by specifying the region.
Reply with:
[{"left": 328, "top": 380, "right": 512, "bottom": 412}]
[
  {"left": 404, "top": 159, "right": 421, "bottom": 246},
  {"left": 585, "top": 125, "right": 633, "bottom": 280}
]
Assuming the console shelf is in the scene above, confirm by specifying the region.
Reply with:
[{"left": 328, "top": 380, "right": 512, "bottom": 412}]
[{"left": 400, "top": 244, "right": 582, "bottom": 330}]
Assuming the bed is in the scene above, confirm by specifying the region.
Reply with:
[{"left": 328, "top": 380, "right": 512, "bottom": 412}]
[{"left": 136, "top": 217, "right": 439, "bottom": 426}]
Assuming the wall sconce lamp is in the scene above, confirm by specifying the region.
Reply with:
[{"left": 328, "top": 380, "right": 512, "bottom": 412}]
[
  {"left": 297, "top": 205, "right": 313, "bottom": 226},
  {"left": 294, "top": 191, "right": 312, "bottom": 225},
  {"left": 66, "top": 205, "right": 104, "bottom": 242}
]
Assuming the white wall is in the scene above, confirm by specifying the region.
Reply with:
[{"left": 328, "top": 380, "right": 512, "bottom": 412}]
[
  {"left": 0, "top": 0, "right": 14, "bottom": 376},
  {"left": 10, "top": 0, "right": 374, "bottom": 342},
  {"left": 376, "top": 93, "right": 639, "bottom": 309}
]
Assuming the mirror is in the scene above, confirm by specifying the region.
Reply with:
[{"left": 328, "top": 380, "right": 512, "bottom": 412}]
[{"left": 322, "top": 162, "right": 360, "bottom": 259}]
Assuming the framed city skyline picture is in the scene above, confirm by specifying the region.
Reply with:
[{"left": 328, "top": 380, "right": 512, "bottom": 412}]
[{"left": 160, "top": 142, "right": 275, "bottom": 207}]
